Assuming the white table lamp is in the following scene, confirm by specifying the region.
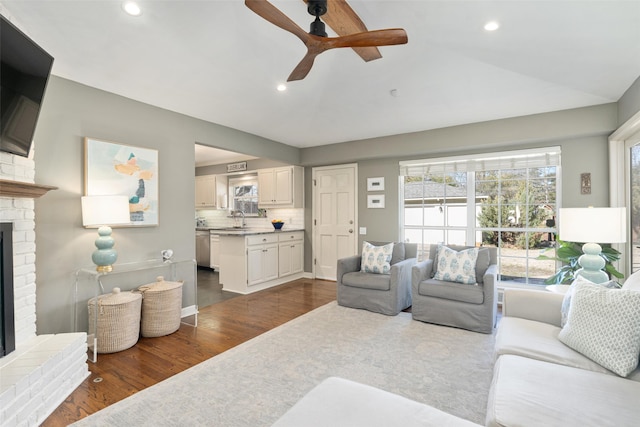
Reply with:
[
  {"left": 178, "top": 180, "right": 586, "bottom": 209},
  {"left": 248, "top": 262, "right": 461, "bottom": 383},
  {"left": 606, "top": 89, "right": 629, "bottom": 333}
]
[
  {"left": 559, "top": 207, "right": 626, "bottom": 283},
  {"left": 81, "top": 195, "right": 131, "bottom": 272}
]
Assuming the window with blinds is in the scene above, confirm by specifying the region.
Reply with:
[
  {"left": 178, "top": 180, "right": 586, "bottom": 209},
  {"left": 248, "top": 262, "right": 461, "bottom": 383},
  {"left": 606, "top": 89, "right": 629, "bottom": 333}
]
[{"left": 399, "top": 147, "right": 561, "bottom": 285}]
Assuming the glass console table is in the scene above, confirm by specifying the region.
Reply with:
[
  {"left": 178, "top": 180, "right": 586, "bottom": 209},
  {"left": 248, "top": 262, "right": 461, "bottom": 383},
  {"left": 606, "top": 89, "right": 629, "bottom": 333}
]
[{"left": 74, "top": 259, "right": 198, "bottom": 362}]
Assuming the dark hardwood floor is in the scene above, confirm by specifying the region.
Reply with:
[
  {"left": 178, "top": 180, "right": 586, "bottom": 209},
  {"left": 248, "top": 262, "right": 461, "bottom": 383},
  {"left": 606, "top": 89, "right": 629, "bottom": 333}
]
[{"left": 43, "top": 278, "right": 337, "bottom": 426}]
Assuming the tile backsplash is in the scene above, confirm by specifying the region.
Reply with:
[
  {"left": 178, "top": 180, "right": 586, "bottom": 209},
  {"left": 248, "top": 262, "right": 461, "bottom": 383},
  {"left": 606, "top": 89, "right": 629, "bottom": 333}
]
[{"left": 196, "top": 208, "right": 304, "bottom": 230}]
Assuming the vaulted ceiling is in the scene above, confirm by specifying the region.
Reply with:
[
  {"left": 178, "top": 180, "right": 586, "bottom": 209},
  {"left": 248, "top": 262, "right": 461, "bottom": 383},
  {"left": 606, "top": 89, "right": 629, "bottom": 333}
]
[{"left": 3, "top": 0, "right": 640, "bottom": 148}]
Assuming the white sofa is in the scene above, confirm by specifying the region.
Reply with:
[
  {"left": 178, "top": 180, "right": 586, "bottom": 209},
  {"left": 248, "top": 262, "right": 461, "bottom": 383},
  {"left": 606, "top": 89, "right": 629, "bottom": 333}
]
[{"left": 488, "top": 288, "right": 640, "bottom": 426}]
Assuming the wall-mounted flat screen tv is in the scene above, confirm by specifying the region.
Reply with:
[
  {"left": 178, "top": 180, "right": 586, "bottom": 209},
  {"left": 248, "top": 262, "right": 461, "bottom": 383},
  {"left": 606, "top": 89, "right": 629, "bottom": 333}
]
[{"left": 1, "top": 14, "right": 54, "bottom": 158}]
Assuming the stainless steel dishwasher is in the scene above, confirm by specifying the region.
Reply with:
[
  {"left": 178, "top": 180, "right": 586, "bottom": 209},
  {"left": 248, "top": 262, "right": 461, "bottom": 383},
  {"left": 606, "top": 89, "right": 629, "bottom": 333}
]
[{"left": 196, "top": 230, "right": 210, "bottom": 267}]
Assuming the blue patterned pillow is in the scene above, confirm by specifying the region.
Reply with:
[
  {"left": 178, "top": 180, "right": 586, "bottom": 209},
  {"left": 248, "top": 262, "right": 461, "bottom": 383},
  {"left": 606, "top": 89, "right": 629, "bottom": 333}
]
[
  {"left": 361, "top": 241, "right": 394, "bottom": 274},
  {"left": 433, "top": 245, "right": 479, "bottom": 284}
]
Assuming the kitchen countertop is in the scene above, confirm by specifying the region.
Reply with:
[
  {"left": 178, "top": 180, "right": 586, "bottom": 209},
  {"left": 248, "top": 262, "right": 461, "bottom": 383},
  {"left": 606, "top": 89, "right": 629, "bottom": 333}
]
[{"left": 196, "top": 227, "right": 304, "bottom": 236}]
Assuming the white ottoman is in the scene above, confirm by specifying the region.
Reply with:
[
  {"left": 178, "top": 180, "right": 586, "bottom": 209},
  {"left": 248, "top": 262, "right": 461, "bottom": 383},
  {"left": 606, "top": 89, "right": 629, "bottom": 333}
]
[{"left": 272, "top": 377, "right": 481, "bottom": 427}]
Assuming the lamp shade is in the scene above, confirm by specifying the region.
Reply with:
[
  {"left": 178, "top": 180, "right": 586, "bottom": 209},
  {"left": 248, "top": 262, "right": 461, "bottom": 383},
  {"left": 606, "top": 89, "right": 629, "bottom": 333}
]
[
  {"left": 81, "top": 195, "right": 130, "bottom": 226},
  {"left": 559, "top": 207, "right": 626, "bottom": 244}
]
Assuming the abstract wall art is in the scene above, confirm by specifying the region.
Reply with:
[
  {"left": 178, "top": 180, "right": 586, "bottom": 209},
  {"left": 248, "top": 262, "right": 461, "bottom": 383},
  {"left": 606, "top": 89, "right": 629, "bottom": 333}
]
[{"left": 84, "top": 137, "right": 159, "bottom": 226}]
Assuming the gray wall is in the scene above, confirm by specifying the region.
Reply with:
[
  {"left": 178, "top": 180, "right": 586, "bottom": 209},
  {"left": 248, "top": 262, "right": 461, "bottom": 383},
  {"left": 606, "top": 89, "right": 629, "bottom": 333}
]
[
  {"left": 300, "top": 104, "right": 618, "bottom": 247},
  {"left": 33, "top": 76, "right": 298, "bottom": 334},
  {"left": 32, "top": 76, "right": 637, "bottom": 334},
  {"left": 619, "top": 75, "right": 640, "bottom": 126}
]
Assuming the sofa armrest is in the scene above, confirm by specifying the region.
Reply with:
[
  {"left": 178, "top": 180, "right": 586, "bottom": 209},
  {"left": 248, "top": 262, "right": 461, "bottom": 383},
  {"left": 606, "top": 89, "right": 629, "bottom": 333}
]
[
  {"left": 502, "top": 288, "right": 563, "bottom": 327},
  {"left": 337, "top": 255, "right": 361, "bottom": 284}
]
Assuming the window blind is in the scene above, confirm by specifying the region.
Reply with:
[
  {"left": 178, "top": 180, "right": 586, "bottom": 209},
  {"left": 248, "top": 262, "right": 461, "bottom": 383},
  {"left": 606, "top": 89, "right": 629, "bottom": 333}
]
[{"left": 399, "top": 147, "right": 561, "bottom": 176}]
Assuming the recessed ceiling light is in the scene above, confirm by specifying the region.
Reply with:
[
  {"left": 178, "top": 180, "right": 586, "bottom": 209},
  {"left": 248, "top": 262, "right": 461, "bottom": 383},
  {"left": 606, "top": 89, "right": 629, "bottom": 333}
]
[
  {"left": 122, "top": 1, "right": 142, "bottom": 16},
  {"left": 277, "top": 84, "right": 287, "bottom": 92},
  {"left": 484, "top": 21, "right": 500, "bottom": 31}
]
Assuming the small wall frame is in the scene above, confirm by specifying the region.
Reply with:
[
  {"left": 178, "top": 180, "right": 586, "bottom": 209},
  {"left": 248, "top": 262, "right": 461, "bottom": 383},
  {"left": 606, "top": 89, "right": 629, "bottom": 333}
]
[
  {"left": 367, "top": 194, "right": 385, "bottom": 209},
  {"left": 367, "top": 177, "right": 385, "bottom": 191}
]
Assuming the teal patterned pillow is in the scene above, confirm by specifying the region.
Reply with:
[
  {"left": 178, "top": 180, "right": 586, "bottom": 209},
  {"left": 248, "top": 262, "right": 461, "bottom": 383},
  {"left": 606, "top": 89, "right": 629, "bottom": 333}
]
[
  {"left": 433, "top": 245, "right": 479, "bottom": 284},
  {"left": 361, "top": 241, "right": 394, "bottom": 274}
]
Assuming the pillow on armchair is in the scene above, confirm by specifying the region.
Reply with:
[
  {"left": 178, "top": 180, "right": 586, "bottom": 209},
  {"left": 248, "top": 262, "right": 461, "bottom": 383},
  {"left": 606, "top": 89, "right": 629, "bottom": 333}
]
[
  {"left": 360, "top": 241, "right": 394, "bottom": 274},
  {"left": 433, "top": 244, "right": 479, "bottom": 285}
]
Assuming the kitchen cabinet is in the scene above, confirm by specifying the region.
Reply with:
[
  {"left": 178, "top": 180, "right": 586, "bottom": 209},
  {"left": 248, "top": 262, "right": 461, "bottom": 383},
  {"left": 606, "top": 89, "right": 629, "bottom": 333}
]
[
  {"left": 278, "top": 232, "right": 304, "bottom": 277},
  {"left": 247, "top": 234, "right": 279, "bottom": 286},
  {"left": 210, "top": 234, "right": 220, "bottom": 269},
  {"left": 257, "top": 166, "right": 303, "bottom": 208},
  {"left": 195, "top": 175, "right": 228, "bottom": 208},
  {"left": 218, "top": 230, "right": 305, "bottom": 294}
]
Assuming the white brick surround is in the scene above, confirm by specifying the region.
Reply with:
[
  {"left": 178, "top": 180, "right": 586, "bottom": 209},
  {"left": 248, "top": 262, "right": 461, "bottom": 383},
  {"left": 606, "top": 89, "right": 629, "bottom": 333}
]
[{"left": 1, "top": 150, "right": 89, "bottom": 426}]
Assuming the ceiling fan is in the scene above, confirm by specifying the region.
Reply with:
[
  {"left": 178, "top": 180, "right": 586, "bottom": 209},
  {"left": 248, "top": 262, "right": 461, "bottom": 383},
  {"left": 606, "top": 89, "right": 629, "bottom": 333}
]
[{"left": 244, "top": 0, "right": 408, "bottom": 82}]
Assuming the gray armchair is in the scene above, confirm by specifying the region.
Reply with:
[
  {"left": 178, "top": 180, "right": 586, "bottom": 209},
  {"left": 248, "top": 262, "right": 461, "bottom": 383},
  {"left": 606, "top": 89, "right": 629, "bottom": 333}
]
[
  {"left": 337, "top": 242, "right": 417, "bottom": 315},
  {"left": 411, "top": 244, "right": 498, "bottom": 333}
]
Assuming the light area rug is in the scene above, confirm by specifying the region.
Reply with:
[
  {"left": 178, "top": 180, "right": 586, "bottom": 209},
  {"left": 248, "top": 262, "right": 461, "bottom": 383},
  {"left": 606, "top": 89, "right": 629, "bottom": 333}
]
[{"left": 73, "top": 302, "right": 496, "bottom": 426}]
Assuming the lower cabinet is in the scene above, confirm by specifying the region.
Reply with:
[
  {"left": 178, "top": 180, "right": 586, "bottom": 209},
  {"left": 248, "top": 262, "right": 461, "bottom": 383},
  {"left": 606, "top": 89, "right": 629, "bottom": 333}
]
[
  {"left": 278, "top": 232, "right": 304, "bottom": 277},
  {"left": 247, "top": 236, "right": 279, "bottom": 286},
  {"left": 219, "top": 231, "right": 305, "bottom": 294}
]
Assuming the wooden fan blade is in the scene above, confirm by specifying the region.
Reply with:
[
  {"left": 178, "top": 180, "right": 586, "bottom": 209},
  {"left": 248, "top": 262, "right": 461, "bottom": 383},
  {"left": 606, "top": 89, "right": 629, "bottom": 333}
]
[
  {"left": 245, "top": 0, "right": 309, "bottom": 44},
  {"left": 287, "top": 51, "right": 320, "bottom": 82},
  {"left": 302, "top": 0, "right": 381, "bottom": 62},
  {"left": 325, "top": 29, "right": 408, "bottom": 49}
]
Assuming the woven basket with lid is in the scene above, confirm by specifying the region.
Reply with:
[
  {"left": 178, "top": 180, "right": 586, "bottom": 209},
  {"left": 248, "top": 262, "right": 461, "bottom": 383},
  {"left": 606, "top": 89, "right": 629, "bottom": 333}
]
[
  {"left": 138, "top": 276, "right": 184, "bottom": 337},
  {"left": 88, "top": 287, "right": 142, "bottom": 353}
]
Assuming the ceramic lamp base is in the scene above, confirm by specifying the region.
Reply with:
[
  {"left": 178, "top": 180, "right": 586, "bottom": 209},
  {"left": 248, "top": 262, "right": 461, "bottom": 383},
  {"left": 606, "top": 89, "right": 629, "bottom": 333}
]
[{"left": 92, "top": 225, "right": 118, "bottom": 272}]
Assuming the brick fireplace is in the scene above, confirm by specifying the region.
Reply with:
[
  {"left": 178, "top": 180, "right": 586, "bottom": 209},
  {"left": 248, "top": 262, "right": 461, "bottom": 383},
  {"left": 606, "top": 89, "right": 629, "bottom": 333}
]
[{"left": 0, "top": 150, "right": 89, "bottom": 425}]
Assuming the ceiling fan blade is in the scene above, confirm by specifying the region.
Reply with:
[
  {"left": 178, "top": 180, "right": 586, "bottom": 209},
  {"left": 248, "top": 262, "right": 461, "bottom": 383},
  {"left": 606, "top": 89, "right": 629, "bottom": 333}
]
[
  {"left": 245, "top": 0, "right": 309, "bottom": 44},
  {"left": 302, "top": 0, "right": 381, "bottom": 62},
  {"left": 326, "top": 29, "right": 408, "bottom": 49},
  {"left": 287, "top": 51, "right": 320, "bottom": 82}
]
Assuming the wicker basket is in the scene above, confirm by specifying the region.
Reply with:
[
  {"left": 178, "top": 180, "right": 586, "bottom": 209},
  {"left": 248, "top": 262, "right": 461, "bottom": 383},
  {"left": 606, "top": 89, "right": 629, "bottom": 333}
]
[
  {"left": 138, "top": 276, "right": 184, "bottom": 338},
  {"left": 88, "top": 287, "right": 142, "bottom": 353}
]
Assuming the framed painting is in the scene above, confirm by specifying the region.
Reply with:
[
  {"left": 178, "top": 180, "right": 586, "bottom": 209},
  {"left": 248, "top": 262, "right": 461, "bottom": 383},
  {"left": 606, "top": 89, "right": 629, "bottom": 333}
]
[
  {"left": 367, "top": 177, "right": 385, "bottom": 191},
  {"left": 84, "top": 137, "right": 159, "bottom": 226}
]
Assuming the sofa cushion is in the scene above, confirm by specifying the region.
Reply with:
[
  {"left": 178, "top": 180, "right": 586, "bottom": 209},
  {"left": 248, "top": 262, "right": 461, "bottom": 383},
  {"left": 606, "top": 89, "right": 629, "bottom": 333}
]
[
  {"left": 418, "top": 279, "right": 484, "bottom": 304},
  {"left": 496, "top": 316, "right": 640, "bottom": 381},
  {"left": 495, "top": 317, "right": 615, "bottom": 375},
  {"left": 560, "top": 275, "right": 618, "bottom": 327},
  {"left": 342, "top": 271, "right": 391, "bottom": 291},
  {"left": 433, "top": 245, "right": 479, "bottom": 284},
  {"left": 272, "top": 377, "right": 481, "bottom": 427},
  {"left": 559, "top": 281, "right": 640, "bottom": 377},
  {"left": 361, "top": 241, "right": 394, "bottom": 274},
  {"left": 390, "top": 242, "right": 405, "bottom": 265},
  {"left": 487, "top": 355, "right": 640, "bottom": 427}
]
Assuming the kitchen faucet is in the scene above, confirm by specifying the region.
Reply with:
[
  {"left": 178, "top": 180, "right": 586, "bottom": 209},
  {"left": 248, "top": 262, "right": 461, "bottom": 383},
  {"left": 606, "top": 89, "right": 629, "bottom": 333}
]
[{"left": 232, "top": 210, "right": 246, "bottom": 228}]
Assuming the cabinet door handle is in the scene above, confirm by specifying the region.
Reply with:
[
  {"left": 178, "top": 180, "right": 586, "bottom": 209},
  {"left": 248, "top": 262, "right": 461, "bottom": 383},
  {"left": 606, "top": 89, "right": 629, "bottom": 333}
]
[{"left": 349, "top": 229, "right": 353, "bottom": 233}]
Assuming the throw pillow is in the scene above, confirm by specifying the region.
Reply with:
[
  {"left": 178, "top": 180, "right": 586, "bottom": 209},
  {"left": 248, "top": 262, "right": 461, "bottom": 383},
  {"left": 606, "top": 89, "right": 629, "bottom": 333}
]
[
  {"left": 433, "top": 245, "right": 479, "bottom": 285},
  {"left": 360, "top": 241, "right": 394, "bottom": 274},
  {"left": 558, "top": 281, "right": 640, "bottom": 377},
  {"left": 560, "top": 275, "right": 618, "bottom": 327}
]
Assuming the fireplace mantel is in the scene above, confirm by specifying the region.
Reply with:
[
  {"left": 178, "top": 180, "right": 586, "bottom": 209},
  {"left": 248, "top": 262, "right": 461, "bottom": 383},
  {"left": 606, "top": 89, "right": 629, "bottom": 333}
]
[{"left": 0, "top": 179, "right": 57, "bottom": 198}]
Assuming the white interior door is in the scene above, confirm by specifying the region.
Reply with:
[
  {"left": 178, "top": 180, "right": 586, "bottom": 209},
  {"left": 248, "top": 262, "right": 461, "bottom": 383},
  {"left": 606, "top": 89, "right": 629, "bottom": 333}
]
[{"left": 313, "top": 164, "right": 358, "bottom": 280}]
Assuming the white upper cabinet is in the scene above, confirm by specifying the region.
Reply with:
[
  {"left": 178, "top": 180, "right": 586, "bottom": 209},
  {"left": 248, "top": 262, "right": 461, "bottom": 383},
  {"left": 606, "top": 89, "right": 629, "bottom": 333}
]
[
  {"left": 195, "top": 175, "right": 228, "bottom": 208},
  {"left": 258, "top": 166, "right": 303, "bottom": 208}
]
